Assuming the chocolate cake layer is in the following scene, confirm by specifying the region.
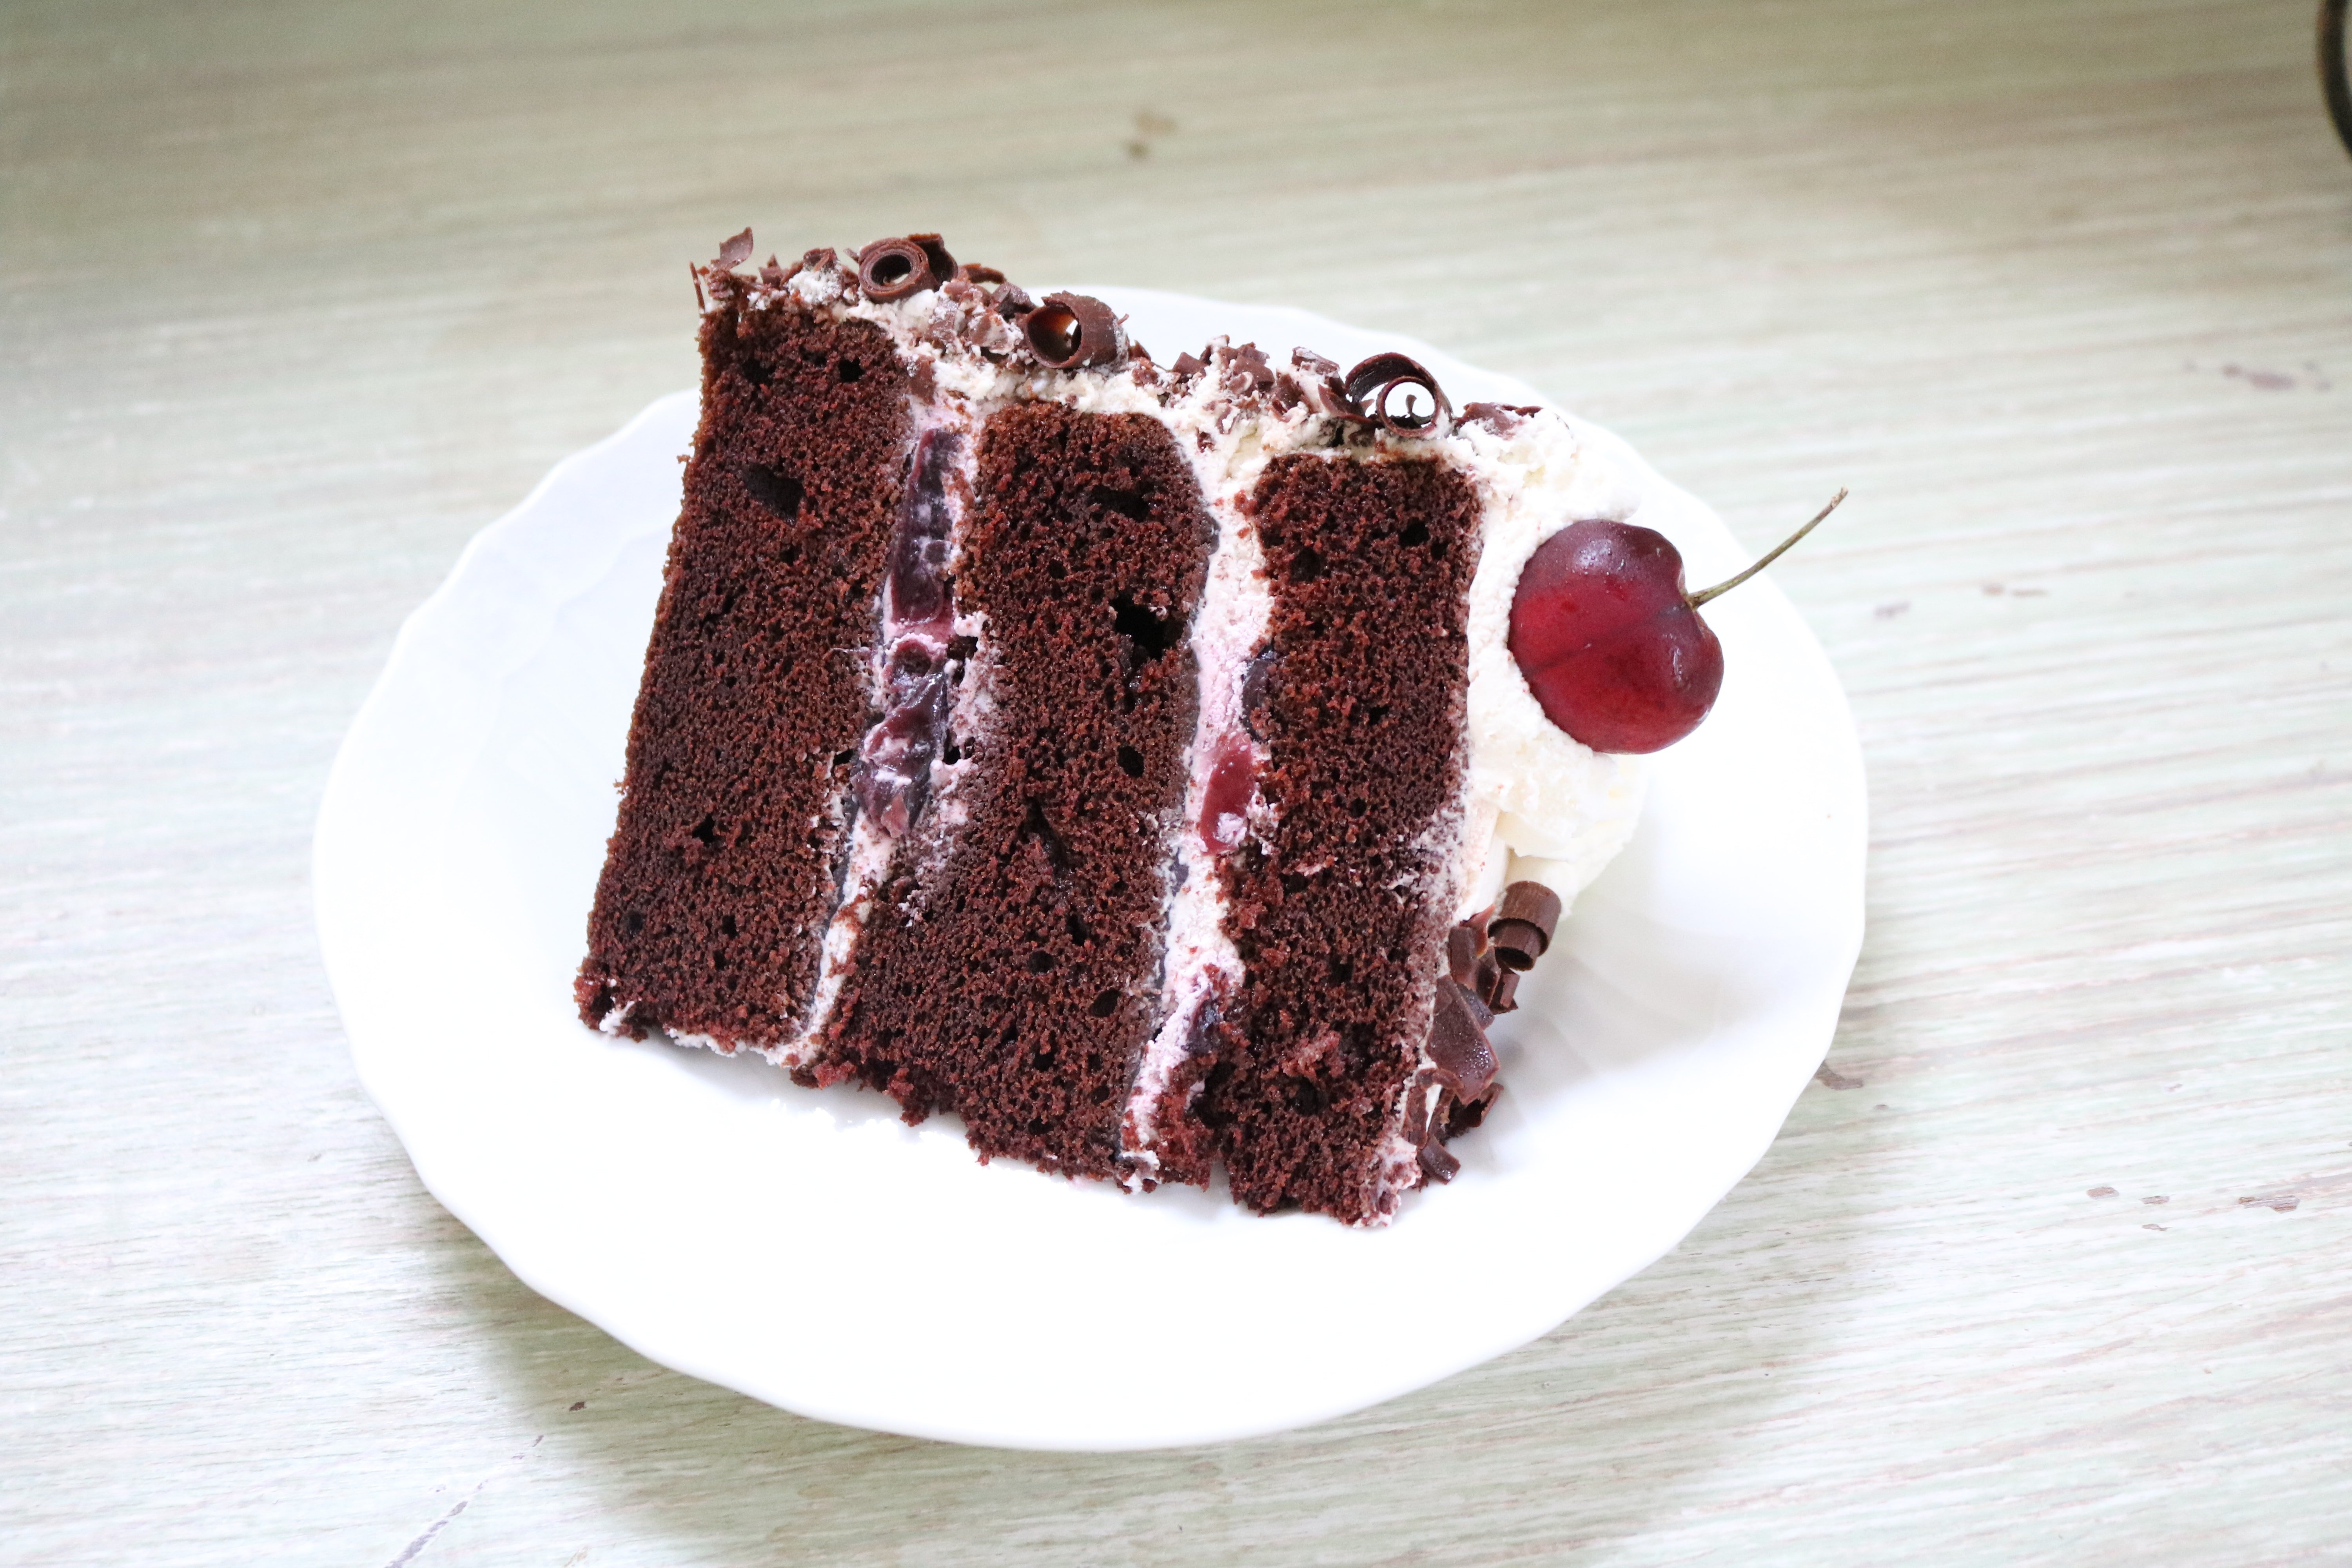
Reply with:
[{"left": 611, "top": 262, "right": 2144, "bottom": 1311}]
[
  {"left": 825, "top": 403, "right": 1214, "bottom": 1178},
  {"left": 1202, "top": 453, "right": 1483, "bottom": 1223},
  {"left": 577, "top": 305, "right": 911, "bottom": 1047}
]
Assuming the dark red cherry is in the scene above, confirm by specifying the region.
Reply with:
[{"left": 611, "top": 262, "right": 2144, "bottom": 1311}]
[{"left": 1507, "top": 492, "right": 1845, "bottom": 754}]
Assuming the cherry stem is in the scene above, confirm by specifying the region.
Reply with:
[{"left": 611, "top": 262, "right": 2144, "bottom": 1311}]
[{"left": 1686, "top": 488, "right": 1849, "bottom": 609}]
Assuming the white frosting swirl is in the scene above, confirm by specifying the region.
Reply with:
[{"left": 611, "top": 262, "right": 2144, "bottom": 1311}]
[{"left": 1448, "top": 408, "right": 1650, "bottom": 912}]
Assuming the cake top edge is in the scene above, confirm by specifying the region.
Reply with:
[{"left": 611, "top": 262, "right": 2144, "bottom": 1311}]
[{"left": 691, "top": 228, "right": 1551, "bottom": 443}]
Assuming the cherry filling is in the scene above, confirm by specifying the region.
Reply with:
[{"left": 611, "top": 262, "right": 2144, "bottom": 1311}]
[
  {"left": 885, "top": 428, "right": 958, "bottom": 632},
  {"left": 1190, "top": 646, "right": 1278, "bottom": 854},
  {"left": 856, "top": 657, "right": 951, "bottom": 837},
  {"left": 1195, "top": 734, "right": 1257, "bottom": 855},
  {"left": 855, "top": 429, "right": 963, "bottom": 836}
]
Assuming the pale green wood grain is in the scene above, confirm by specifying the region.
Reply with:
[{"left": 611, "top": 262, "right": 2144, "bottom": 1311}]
[{"left": 4, "top": 1, "right": 2348, "bottom": 1563}]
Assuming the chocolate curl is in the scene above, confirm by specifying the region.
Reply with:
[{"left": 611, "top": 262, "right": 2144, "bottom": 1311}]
[
  {"left": 1448, "top": 908, "right": 1524, "bottom": 1013},
  {"left": 1486, "top": 880, "right": 1562, "bottom": 972},
  {"left": 907, "top": 232, "right": 958, "bottom": 281},
  {"left": 715, "top": 228, "right": 754, "bottom": 269},
  {"left": 858, "top": 236, "right": 948, "bottom": 302},
  {"left": 961, "top": 263, "right": 1007, "bottom": 286},
  {"left": 1341, "top": 352, "right": 1452, "bottom": 436},
  {"left": 1024, "top": 291, "right": 1126, "bottom": 369}
]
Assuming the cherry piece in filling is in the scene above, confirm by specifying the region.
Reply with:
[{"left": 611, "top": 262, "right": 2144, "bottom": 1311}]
[
  {"left": 1508, "top": 491, "right": 1845, "bottom": 753},
  {"left": 1196, "top": 735, "right": 1256, "bottom": 854}
]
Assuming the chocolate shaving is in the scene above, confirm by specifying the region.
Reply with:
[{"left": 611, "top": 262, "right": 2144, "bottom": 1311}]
[
  {"left": 1401, "top": 1070, "right": 1437, "bottom": 1145},
  {"left": 1413, "top": 911, "right": 1521, "bottom": 1181},
  {"left": 962, "top": 263, "right": 1007, "bottom": 286},
  {"left": 1341, "top": 352, "right": 1451, "bottom": 436},
  {"left": 1459, "top": 401, "right": 1543, "bottom": 435},
  {"left": 715, "top": 228, "right": 754, "bottom": 269},
  {"left": 1417, "top": 974, "right": 1504, "bottom": 1185},
  {"left": 1486, "top": 968, "right": 1520, "bottom": 1013},
  {"left": 858, "top": 236, "right": 946, "bottom": 302},
  {"left": 759, "top": 254, "right": 788, "bottom": 287},
  {"left": 800, "top": 246, "right": 839, "bottom": 274},
  {"left": 1445, "top": 1085, "right": 1497, "bottom": 1138},
  {"left": 1446, "top": 909, "right": 1522, "bottom": 1015},
  {"left": 1439, "top": 912, "right": 1496, "bottom": 1011},
  {"left": 994, "top": 282, "right": 1037, "bottom": 318},
  {"left": 1024, "top": 291, "right": 1125, "bottom": 369},
  {"left": 1446, "top": 920, "right": 1482, "bottom": 989},
  {"left": 1402, "top": 1060, "right": 1495, "bottom": 1185},
  {"left": 1219, "top": 342, "right": 1275, "bottom": 393},
  {"left": 1426, "top": 977, "right": 1497, "bottom": 1102},
  {"left": 1418, "top": 1140, "right": 1461, "bottom": 1183},
  {"left": 1487, "top": 881, "right": 1561, "bottom": 971},
  {"left": 1475, "top": 948, "right": 1506, "bottom": 1009},
  {"left": 690, "top": 263, "right": 705, "bottom": 311},
  {"left": 1291, "top": 347, "right": 1339, "bottom": 377},
  {"left": 1170, "top": 351, "right": 1207, "bottom": 377}
]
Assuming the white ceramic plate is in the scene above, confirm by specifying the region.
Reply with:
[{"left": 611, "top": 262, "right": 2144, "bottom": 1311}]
[{"left": 315, "top": 289, "right": 1865, "bottom": 1452}]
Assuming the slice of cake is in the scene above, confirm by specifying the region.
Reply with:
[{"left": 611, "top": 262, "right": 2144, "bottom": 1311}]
[{"left": 577, "top": 229, "right": 1649, "bottom": 1225}]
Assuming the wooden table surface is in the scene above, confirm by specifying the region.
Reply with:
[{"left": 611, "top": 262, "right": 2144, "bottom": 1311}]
[{"left": 7, "top": 1, "right": 2350, "bottom": 1562}]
